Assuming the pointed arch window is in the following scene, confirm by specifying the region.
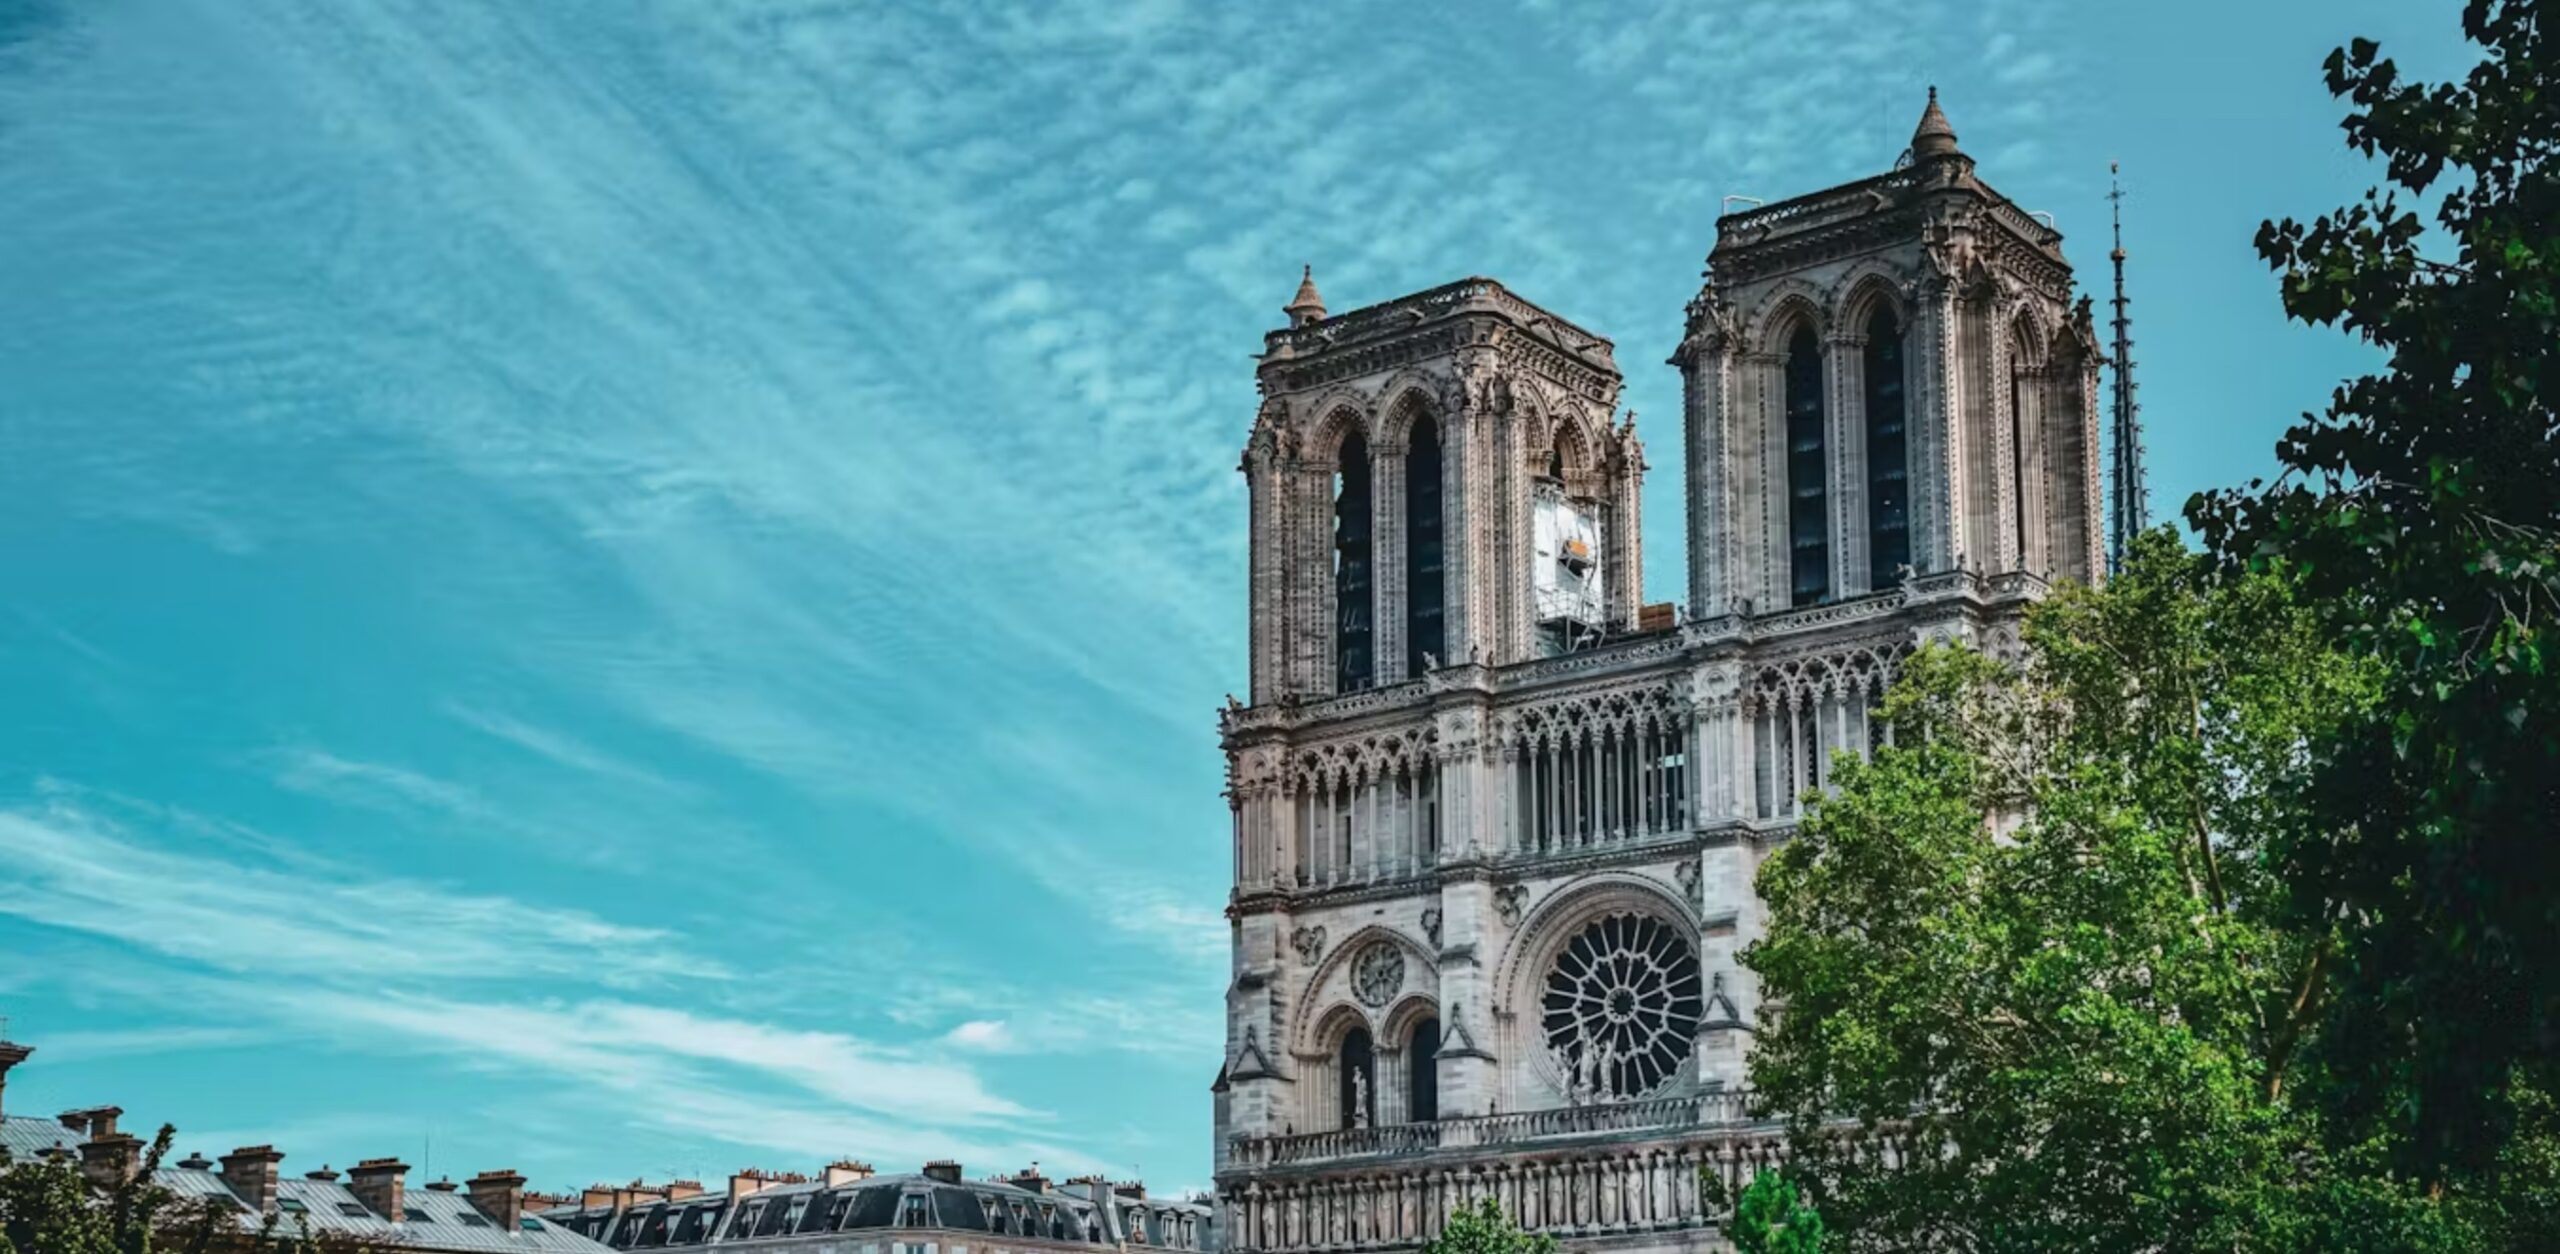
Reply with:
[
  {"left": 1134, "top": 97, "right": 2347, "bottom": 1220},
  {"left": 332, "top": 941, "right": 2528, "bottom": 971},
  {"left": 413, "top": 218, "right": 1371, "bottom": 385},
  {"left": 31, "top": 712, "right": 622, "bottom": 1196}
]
[
  {"left": 1406, "top": 1016, "right": 1440, "bottom": 1123},
  {"left": 1337, "top": 1027, "right": 1375, "bottom": 1129},
  {"left": 1403, "top": 416, "right": 1445, "bottom": 675},
  {"left": 1784, "top": 326, "right": 1830, "bottom": 606},
  {"left": 1863, "top": 307, "right": 1911, "bottom": 589},
  {"left": 1333, "top": 431, "right": 1374, "bottom": 692}
]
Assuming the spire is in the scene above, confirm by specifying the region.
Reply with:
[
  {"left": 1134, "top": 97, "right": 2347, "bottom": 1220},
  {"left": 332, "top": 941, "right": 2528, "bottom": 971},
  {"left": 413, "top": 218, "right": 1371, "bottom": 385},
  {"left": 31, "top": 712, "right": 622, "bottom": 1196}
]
[
  {"left": 1283, "top": 265, "right": 1327, "bottom": 328},
  {"left": 1911, "top": 85, "right": 1960, "bottom": 161},
  {"left": 2106, "top": 162, "right": 2150, "bottom": 573}
]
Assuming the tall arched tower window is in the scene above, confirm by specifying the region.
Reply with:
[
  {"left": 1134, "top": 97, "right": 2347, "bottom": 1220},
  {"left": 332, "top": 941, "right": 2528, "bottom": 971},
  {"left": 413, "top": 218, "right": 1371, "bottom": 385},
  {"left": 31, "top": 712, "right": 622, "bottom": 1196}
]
[
  {"left": 1406, "top": 1016, "right": 1440, "bottom": 1123},
  {"left": 1337, "top": 1027, "right": 1375, "bottom": 1129},
  {"left": 1863, "top": 307, "right": 1910, "bottom": 589},
  {"left": 1783, "top": 326, "right": 1830, "bottom": 606},
  {"left": 1404, "top": 416, "right": 1444, "bottom": 675},
  {"left": 1334, "top": 431, "right": 1374, "bottom": 692}
]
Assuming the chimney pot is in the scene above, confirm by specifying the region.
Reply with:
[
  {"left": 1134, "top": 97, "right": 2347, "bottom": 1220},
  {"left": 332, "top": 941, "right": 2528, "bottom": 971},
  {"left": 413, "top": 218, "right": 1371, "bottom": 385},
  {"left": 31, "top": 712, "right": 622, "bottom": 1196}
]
[
  {"left": 426, "top": 1178, "right": 459, "bottom": 1193},
  {"left": 466, "top": 1169, "right": 527, "bottom": 1233},
  {"left": 180, "top": 1153, "right": 213, "bottom": 1171},
  {"left": 307, "top": 1167, "right": 342, "bottom": 1182},
  {"left": 218, "top": 1146, "right": 286, "bottom": 1216}
]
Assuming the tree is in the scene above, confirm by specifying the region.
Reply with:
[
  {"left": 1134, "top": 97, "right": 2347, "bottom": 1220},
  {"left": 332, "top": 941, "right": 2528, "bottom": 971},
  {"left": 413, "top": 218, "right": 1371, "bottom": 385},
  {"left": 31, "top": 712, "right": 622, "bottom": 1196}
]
[
  {"left": 1739, "top": 534, "right": 2490, "bottom": 1250},
  {"left": 2187, "top": 0, "right": 2560, "bottom": 1185},
  {"left": 1727, "top": 1171, "right": 1824, "bottom": 1254},
  {"left": 1417, "top": 1196, "right": 1555, "bottom": 1254}
]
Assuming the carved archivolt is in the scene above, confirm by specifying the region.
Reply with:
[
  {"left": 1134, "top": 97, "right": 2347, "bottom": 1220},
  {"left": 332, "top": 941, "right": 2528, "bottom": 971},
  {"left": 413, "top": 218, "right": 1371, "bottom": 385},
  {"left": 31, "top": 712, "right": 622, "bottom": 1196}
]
[{"left": 1289, "top": 922, "right": 1440, "bottom": 1053}]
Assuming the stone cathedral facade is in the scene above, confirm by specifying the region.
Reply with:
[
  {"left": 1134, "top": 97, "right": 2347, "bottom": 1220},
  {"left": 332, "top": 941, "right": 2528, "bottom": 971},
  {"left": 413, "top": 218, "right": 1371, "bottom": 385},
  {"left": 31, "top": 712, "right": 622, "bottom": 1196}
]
[{"left": 1211, "top": 94, "right": 2103, "bottom": 1253}]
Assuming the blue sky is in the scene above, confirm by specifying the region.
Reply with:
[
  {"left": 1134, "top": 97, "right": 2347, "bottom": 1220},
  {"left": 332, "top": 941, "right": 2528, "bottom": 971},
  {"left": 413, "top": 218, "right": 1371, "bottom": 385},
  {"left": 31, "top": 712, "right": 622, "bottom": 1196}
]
[{"left": 0, "top": 0, "right": 2469, "bottom": 1197}]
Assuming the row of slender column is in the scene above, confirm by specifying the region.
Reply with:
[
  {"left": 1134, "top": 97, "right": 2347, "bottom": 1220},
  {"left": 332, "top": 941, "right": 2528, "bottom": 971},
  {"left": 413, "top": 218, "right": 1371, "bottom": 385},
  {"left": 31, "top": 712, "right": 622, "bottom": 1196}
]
[
  {"left": 1289, "top": 764, "right": 1443, "bottom": 888},
  {"left": 1746, "top": 691, "right": 1884, "bottom": 821},
  {"left": 1504, "top": 723, "right": 1690, "bottom": 852}
]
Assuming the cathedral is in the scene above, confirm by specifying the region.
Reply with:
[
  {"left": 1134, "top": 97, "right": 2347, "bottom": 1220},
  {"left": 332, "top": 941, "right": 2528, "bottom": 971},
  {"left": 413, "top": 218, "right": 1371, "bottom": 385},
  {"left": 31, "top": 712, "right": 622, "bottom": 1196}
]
[{"left": 1210, "top": 92, "right": 2104, "bottom": 1253}]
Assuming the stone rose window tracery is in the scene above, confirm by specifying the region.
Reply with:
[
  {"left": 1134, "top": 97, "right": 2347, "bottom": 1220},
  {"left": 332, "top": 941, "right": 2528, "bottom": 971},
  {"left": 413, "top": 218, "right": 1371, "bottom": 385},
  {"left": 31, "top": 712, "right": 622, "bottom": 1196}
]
[
  {"left": 1352, "top": 941, "right": 1405, "bottom": 1008},
  {"left": 1541, "top": 911, "right": 1703, "bottom": 1101}
]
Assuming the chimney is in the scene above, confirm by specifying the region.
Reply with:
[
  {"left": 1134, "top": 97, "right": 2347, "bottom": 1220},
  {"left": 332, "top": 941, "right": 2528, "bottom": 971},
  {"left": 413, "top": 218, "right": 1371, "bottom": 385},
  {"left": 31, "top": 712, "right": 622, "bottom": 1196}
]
[
  {"left": 822, "top": 1161, "right": 873, "bottom": 1189},
  {"left": 0, "top": 1040, "right": 28, "bottom": 1119},
  {"left": 349, "top": 1158, "right": 409, "bottom": 1219},
  {"left": 466, "top": 1169, "right": 527, "bottom": 1233},
  {"left": 1113, "top": 1182, "right": 1146, "bottom": 1200},
  {"left": 1007, "top": 1165, "right": 1047, "bottom": 1194},
  {"left": 920, "top": 1161, "right": 963, "bottom": 1186},
  {"left": 425, "top": 1178, "right": 460, "bottom": 1193},
  {"left": 524, "top": 1191, "right": 576, "bottom": 1213},
  {"left": 306, "top": 1167, "right": 342, "bottom": 1183},
  {"left": 727, "top": 1170, "right": 772, "bottom": 1201},
  {"left": 581, "top": 1185, "right": 615, "bottom": 1210},
  {"left": 79, "top": 1133, "right": 143, "bottom": 1189},
  {"left": 219, "top": 1146, "right": 286, "bottom": 1216},
  {"left": 179, "top": 1153, "right": 214, "bottom": 1171},
  {"left": 665, "top": 1180, "right": 704, "bottom": 1202}
]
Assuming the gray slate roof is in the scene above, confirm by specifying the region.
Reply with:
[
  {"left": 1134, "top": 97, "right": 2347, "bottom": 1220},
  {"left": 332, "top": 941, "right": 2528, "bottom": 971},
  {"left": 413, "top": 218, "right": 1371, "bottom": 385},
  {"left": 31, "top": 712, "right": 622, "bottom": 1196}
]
[
  {"left": 546, "top": 1172, "right": 1212, "bottom": 1252},
  {"left": 152, "top": 1164, "right": 613, "bottom": 1254}
]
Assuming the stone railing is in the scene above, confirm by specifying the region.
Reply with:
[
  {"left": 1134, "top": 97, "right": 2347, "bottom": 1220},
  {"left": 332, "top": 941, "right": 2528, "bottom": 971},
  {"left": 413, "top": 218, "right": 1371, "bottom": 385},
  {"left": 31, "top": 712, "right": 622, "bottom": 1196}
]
[
  {"left": 1264, "top": 279, "right": 1616, "bottom": 367},
  {"left": 1718, "top": 168, "right": 1924, "bottom": 238},
  {"left": 1230, "top": 1092, "right": 1756, "bottom": 1169}
]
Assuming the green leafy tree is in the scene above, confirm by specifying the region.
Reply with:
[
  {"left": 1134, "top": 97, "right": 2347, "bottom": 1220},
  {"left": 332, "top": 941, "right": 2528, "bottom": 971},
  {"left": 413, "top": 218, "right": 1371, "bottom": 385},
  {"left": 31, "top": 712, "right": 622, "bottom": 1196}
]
[
  {"left": 1727, "top": 1171, "right": 1824, "bottom": 1254},
  {"left": 2187, "top": 0, "right": 2560, "bottom": 1186},
  {"left": 1417, "top": 1196, "right": 1554, "bottom": 1254},
  {"left": 1740, "top": 534, "right": 2485, "bottom": 1250}
]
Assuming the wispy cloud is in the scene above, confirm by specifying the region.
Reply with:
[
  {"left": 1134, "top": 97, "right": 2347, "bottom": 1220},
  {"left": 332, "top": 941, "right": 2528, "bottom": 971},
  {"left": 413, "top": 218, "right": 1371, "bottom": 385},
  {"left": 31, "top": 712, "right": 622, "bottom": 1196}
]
[{"left": 0, "top": 800, "right": 719, "bottom": 984}]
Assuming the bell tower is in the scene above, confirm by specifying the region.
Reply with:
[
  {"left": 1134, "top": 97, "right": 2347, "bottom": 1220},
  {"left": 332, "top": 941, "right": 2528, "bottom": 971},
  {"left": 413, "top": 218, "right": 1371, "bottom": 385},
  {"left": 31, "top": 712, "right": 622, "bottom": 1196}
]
[
  {"left": 1675, "top": 88, "right": 2103, "bottom": 618},
  {"left": 1241, "top": 275, "right": 1643, "bottom": 704}
]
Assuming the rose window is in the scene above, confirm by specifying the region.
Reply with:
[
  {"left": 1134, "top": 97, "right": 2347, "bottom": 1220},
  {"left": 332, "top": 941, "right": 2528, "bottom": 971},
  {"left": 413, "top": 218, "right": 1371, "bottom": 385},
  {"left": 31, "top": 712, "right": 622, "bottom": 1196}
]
[
  {"left": 1352, "top": 942, "right": 1404, "bottom": 1008},
  {"left": 1540, "top": 911, "right": 1703, "bottom": 1101}
]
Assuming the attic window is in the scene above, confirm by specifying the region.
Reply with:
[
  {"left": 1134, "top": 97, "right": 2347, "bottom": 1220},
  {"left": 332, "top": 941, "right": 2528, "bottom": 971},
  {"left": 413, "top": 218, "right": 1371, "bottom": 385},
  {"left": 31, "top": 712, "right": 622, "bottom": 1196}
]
[
  {"left": 522, "top": 1219, "right": 546, "bottom": 1232},
  {"left": 460, "top": 1213, "right": 493, "bottom": 1228},
  {"left": 338, "top": 1203, "right": 370, "bottom": 1218},
  {"left": 405, "top": 1208, "right": 432, "bottom": 1222},
  {"left": 279, "top": 1199, "right": 309, "bottom": 1214}
]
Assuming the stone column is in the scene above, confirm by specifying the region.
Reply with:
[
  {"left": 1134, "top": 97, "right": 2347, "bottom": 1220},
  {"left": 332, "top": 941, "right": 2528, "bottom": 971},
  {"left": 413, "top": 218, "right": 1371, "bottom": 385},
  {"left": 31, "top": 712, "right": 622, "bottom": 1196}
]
[{"left": 1374, "top": 436, "right": 1409, "bottom": 684}]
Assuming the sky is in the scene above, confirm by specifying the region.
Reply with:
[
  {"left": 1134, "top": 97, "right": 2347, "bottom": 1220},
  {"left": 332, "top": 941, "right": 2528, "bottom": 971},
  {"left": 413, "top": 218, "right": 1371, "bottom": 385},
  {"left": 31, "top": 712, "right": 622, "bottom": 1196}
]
[{"left": 0, "top": 0, "right": 2474, "bottom": 1199}]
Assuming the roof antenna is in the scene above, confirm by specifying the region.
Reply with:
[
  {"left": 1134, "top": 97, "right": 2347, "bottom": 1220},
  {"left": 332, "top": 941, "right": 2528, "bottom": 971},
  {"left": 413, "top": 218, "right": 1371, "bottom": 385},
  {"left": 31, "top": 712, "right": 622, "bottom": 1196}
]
[{"left": 2106, "top": 161, "right": 2150, "bottom": 573}]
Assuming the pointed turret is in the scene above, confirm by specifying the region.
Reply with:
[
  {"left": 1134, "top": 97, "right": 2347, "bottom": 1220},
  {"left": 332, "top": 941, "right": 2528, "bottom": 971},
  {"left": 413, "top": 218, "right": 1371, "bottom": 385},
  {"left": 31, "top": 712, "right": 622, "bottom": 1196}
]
[
  {"left": 1283, "top": 265, "right": 1327, "bottom": 327},
  {"left": 1911, "top": 85, "right": 1960, "bottom": 161},
  {"left": 2106, "top": 162, "right": 2150, "bottom": 572}
]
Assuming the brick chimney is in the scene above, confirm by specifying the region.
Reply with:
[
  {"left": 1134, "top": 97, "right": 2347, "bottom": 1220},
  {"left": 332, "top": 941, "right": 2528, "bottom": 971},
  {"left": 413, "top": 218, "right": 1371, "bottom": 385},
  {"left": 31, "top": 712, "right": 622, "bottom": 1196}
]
[
  {"left": 425, "top": 1178, "right": 460, "bottom": 1193},
  {"left": 665, "top": 1180, "right": 704, "bottom": 1202},
  {"left": 581, "top": 1185, "right": 615, "bottom": 1210},
  {"left": 0, "top": 1040, "right": 29, "bottom": 1119},
  {"left": 306, "top": 1167, "right": 342, "bottom": 1182},
  {"left": 348, "top": 1158, "right": 409, "bottom": 1220},
  {"left": 727, "top": 1170, "right": 772, "bottom": 1200},
  {"left": 822, "top": 1161, "right": 873, "bottom": 1189},
  {"left": 466, "top": 1169, "right": 526, "bottom": 1232},
  {"left": 1006, "top": 1165, "right": 1047, "bottom": 1194},
  {"left": 78, "top": 1132, "right": 143, "bottom": 1188},
  {"left": 920, "top": 1161, "right": 963, "bottom": 1185},
  {"left": 219, "top": 1146, "right": 286, "bottom": 1216}
]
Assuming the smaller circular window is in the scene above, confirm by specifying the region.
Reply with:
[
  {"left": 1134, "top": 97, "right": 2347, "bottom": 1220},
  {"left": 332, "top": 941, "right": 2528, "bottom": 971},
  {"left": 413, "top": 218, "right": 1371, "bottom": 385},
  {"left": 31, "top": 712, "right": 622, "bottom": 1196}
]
[{"left": 1352, "top": 942, "right": 1404, "bottom": 1008}]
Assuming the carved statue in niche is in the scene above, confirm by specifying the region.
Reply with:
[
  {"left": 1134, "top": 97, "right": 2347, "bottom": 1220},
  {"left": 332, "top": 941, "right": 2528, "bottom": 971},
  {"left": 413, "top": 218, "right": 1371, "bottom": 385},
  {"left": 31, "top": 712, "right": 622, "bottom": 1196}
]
[
  {"left": 1421, "top": 908, "right": 1443, "bottom": 950},
  {"left": 1675, "top": 859, "right": 1701, "bottom": 909},
  {"left": 1494, "top": 884, "right": 1530, "bottom": 927},
  {"left": 1351, "top": 1069, "right": 1370, "bottom": 1129}
]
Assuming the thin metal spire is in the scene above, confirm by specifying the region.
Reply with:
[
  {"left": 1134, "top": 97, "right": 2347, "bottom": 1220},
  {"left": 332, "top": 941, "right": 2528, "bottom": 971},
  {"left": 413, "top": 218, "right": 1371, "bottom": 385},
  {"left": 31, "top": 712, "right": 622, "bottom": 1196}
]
[{"left": 2106, "top": 162, "right": 2149, "bottom": 572}]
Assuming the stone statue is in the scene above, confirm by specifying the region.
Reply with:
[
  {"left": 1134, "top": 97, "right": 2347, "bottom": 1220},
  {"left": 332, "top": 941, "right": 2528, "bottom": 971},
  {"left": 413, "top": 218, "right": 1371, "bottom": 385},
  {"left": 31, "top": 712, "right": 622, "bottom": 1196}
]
[{"left": 1351, "top": 1069, "right": 1370, "bottom": 1129}]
